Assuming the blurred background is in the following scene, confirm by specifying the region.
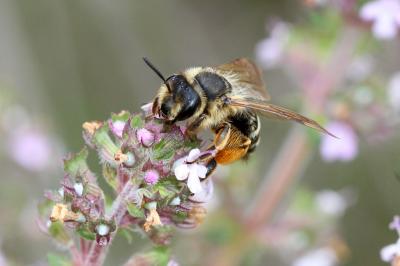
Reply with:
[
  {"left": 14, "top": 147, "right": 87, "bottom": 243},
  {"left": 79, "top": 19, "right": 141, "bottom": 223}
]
[{"left": 0, "top": 0, "right": 400, "bottom": 265}]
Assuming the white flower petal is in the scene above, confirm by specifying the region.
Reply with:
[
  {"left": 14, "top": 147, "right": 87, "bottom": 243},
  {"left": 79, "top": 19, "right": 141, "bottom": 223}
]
[
  {"left": 373, "top": 17, "right": 398, "bottom": 39},
  {"left": 196, "top": 164, "right": 208, "bottom": 179},
  {"left": 190, "top": 179, "right": 214, "bottom": 202},
  {"left": 74, "top": 183, "right": 84, "bottom": 196},
  {"left": 187, "top": 171, "right": 203, "bottom": 194},
  {"left": 174, "top": 164, "right": 189, "bottom": 180},
  {"left": 380, "top": 243, "right": 399, "bottom": 262},
  {"left": 187, "top": 149, "right": 201, "bottom": 162}
]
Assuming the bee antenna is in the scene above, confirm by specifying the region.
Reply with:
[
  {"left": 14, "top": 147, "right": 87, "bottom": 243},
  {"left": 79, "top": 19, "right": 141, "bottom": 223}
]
[{"left": 142, "top": 57, "right": 171, "bottom": 91}]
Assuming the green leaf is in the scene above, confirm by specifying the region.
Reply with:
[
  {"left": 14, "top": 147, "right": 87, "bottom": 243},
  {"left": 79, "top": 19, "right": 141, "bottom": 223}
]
[
  {"left": 150, "top": 246, "right": 171, "bottom": 266},
  {"left": 47, "top": 253, "right": 72, "bottom": 266},
  {"left": 93, "top": 124, "right": 119, "bottom": 155},
  {"left": 64, "top": 148, "right": 89, "bottom": 176},
  {"left": 127, "top": 203, "right": 145, "bottom": 218},
  {"left": 152, "top": 138, "right": 180, "bottom": 161},
  {"left": 102, "top": 163, "right": 118, "bottom": 190},
  {"left": 77, "top": 226, "right": 96, "bottom": 241},
  {"left": 48, "top": 221, "right": 71, "bottom": 245},
  {"left": 131, "top": 114, "right": 144, "bottom": 129},
  {"left": 111, "top": 110, "right": 130, "bottom": 122}
]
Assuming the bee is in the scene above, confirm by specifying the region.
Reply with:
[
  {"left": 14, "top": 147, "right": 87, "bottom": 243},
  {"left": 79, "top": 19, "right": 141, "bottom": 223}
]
[{"left": 143, "top": 57, "right": 334, "bottom": 174}]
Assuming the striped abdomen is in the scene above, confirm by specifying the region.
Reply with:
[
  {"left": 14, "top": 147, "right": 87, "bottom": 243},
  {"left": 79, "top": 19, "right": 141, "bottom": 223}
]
[{"left": 229, "top": 110, "right": 261, "bottom": 156}]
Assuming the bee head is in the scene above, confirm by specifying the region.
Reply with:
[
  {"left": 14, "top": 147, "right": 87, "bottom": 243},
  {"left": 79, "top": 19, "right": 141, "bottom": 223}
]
[{"left": 143, "top": 58, "right": 200, "bottom": 122}]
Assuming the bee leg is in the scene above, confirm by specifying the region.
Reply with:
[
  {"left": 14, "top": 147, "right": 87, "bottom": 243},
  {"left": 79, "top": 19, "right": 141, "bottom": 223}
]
[
  {"left": 213, "top": 123, "right": 251, "bottom": 165},
  {"left": 186, "top": 114, "right": 207, "bottom": 134}
]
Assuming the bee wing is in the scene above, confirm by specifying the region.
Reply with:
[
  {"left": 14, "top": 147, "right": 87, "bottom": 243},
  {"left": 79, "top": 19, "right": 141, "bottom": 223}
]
[
  {"left": 229, "top": 97, "right": 337, "bottom": 138},
  {"left": 215, "top": 58, "right": 270, "bottom": 100}
]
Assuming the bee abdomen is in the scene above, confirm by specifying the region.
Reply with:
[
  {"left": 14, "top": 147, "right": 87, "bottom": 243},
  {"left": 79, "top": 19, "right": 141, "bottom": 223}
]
[{"left": 229, "top": 111, "right": 261, "bottom": 156}]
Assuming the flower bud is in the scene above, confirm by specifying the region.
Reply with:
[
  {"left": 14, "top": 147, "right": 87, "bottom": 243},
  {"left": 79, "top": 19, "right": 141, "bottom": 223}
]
[{"left": 137, "top": 128, "right": 155, "bottom": 147}]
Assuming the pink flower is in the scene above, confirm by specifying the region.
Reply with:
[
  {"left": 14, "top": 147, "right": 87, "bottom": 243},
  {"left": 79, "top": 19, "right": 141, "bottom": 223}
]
[
  {"left": 109, "top": 120, "right": 126, "bottom": 138},
  {"left": 255, "top": 22, "right": 290, "bottom": 69},
  {"left": 319, "top": 121, "right": 358, "bottom": 162},
  {"left": 144, "top": 169, "right": 160, "bottom": 185},
  {"left": 173, "top": 149, "right": 208, "bottom": 194},
  {"left": 137, "top": 128, "right": 155, "bottom": 147},
  {"left": 9, "top": 129, "right": 52, "bottom": 171},
  {"left": 360, "top": 0, "right": 400, "bottom": 40}
]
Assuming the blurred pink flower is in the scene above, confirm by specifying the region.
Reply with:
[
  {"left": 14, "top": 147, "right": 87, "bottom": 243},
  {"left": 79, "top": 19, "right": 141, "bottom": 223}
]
[
  {"left": 137, "top": 128, "right": 155, "bottom": 147},
  {"left": 360, "top": 0, "right": 400, "bottom": 40},
  {"left": 9, "top": 129, "right": 52, "bottom": 171},
  {"left": 255, "top": 22, "right": 290, "bottom": 69},
  {"left": 319, "top": 121, "right": 358, "bottom": 162},
  {"left": 173, "top": 149, "right": 207, "bottom": 194},
  {"left": 109, "top": 120, "right": 126, "bottom": 138},
  {"left": 388, "top": 72, "right": 400, "bottom": 112}
]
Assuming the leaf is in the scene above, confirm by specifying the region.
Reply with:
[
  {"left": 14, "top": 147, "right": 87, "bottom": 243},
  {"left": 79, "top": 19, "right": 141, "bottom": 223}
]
[
  {"left": 102, "top": 163, "right": 118, "bottom": 190},
  {"left": 134, "top": 188, "right": 153, "bottom": 207},
  {"left": 111, "top": 110, "right": 131, "bottom": 122},
  {"left": 152, "top": 138, "right": 180, "bottom": 161},
  {"left": 77, "top": 226, "right": 96, "bottom": 241},
  {"left": 127, "top": 204, "right": 145, "bottom": 218},
  {"left": 64, "top": 148, "right": 89, "bottom": 176},
  {"left": 150, "top": 246, "right": 171, "bottom": 266},
  {"left": 48, "top": 221, "right": 71, "bottom": 245},
  {"left": 131, "top": 114, "right": 144, "bottom": 129},
  {"left": 47, "top": 253, "right": 72, "bottom": 266}
]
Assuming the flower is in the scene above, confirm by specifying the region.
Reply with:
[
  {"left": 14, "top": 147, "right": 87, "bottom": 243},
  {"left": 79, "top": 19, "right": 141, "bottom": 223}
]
[
  {"left": 319, "top": 121, "right": 358, "bottom": 162},
  {"left": 144, "top": 169, "right": 160, "bottom": 185},
  {"left": 137, "top": 128, "right": 155, "bottom": 147},
  {"left": 292, "top": 248, "right": 338, "bottom": 266},
  {"left": 359, "top": 0, "right": 400, "bottom": 40},
  {"left": 255, "top": 22, "right": 290, "bottom": 69},
  {"left": 388, "top": 72, "right": 400, "bottom": 112},
  {"left": 381, "top": 238, "right": 400, "bottom": 263},
  {"left": 380, "top": 216, "right": 400, "bottom": 263},
  {"left": 173, "top": 149, "right": 208, "bottom": 193},
  {"left": 390, "top": 216, "right": 400, "bottom": 232},
  {"left": 315, "top": 190, "right": 348, "bottom": 216},
  {"left": 110, "top": 120, "right": 126, "bottom": 138},
  {"left": 9, "top": 129, "right": 52, "bottom": 171}
]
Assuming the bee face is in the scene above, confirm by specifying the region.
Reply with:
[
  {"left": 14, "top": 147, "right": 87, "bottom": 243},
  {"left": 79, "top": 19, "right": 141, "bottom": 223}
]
[{"left": 153, "top": 75, "right": 201, "bottom": 122}]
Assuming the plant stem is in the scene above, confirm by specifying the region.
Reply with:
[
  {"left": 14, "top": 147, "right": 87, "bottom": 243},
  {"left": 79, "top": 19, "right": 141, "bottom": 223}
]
[{"left": 84, "top": 180, "right": 137, "bottom": 266}]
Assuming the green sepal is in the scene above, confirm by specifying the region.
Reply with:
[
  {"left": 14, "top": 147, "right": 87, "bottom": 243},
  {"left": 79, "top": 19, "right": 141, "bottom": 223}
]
[
  {"left": 127, "top": 203, "right": 146, "bottom": 219},
  {"left": 102, "top": 163, "right": 118, "bottom": 190},
  {"left": 77, "top": 225, "right": 96, "bottom": 241},
  {"left": 48, "top": 221, "right": 71, "bottom": 245},
  {"left": 152, "top": 138, "right": 181, "bottom": 161},
  {"left": 131, "top": 114, "right": 144, "bottom": 129},
  {"left": 111, "top": 110, "right": 130, "bottom": 122},
  {"left": 64, "top": 148, "right": 89, "bottom": 176}
]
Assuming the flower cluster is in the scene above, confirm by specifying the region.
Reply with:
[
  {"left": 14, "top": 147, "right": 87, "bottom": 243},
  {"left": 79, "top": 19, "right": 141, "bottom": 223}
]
[
  {"left": 39, "top": 110, "right": 215, "bottom": 265},
  {"left": 380, "top": 216, "right": 400, "bottom": 264}
]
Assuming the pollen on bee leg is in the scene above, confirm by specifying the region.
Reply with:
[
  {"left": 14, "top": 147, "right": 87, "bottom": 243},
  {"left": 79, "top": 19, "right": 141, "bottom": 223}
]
[{"left": 82, "top": 121, "right": 103, "bottom": 135}]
